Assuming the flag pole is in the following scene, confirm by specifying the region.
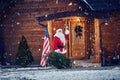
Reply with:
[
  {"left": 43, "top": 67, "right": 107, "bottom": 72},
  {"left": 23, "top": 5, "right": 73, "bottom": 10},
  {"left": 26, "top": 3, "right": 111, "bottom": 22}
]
[{"left": 40, "top": 26, "right": 51, "bottom": 67}]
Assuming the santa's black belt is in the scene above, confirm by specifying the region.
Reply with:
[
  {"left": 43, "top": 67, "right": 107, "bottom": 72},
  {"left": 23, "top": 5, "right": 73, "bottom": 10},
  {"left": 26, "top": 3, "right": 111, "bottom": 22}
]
[{"left": 57, "top": 46, "right": 64, "bottom": 48}]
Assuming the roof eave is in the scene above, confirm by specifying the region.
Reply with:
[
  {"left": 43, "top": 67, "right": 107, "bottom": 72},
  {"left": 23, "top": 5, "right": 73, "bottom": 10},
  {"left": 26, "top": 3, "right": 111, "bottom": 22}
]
[{"left": 36, "top": 10, "right": 111, "bottom": 22}]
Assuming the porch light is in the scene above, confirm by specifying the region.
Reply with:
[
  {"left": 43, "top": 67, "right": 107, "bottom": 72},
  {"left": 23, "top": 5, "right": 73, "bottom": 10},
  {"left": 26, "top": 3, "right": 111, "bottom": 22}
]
[
  {"left": 105, "top": 19, "right": 109, "bottom": 25},
  {"left": 77, "top": 18, "right": 81, "bottom": 22}
]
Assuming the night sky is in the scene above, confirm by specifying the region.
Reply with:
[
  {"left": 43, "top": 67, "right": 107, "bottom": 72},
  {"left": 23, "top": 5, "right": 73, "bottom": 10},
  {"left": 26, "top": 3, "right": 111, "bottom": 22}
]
[{"left": 0, "top": 0, "right": 17, "bottom": 8}]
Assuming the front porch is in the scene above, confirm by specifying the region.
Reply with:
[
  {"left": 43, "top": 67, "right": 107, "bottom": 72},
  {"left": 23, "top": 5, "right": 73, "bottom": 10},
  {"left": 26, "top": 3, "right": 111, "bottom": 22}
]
[{"left": 47, "top": 16, "right": 101, "bottom": 63}]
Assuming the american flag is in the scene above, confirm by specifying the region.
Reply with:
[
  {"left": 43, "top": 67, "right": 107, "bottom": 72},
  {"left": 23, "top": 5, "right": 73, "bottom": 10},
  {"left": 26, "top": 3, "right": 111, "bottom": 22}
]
[{"left": 40, "top": 27, "right": 50, "bottom": 67}]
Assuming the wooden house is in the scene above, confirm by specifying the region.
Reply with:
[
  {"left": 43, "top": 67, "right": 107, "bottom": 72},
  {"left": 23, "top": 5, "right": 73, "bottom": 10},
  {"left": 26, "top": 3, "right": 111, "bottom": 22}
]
[{"left": 0, "top": 0, "right": 120, "bottom": 66}]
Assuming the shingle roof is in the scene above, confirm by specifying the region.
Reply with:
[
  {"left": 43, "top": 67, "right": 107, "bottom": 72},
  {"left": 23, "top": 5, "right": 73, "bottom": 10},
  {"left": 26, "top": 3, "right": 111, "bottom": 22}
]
[
  {"left": 37, "top": 0, "right": 120, "bottom": 22},
  {"left": 76, "top": 0, "right": 120, "bottom": 11}
]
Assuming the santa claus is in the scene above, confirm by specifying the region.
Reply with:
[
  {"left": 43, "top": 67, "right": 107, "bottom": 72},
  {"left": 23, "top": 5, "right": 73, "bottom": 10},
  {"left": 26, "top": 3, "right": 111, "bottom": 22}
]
[{"left": 53, "top": 29, "right": 67, "bottom": 54}]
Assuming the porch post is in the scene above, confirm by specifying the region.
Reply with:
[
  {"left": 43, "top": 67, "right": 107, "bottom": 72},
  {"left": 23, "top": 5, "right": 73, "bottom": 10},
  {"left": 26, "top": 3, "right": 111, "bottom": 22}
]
[
  {"left": 47, "top": 21, "right": 53, "bottom": 50},
  {"left": 94, "top": 19, "right": 100, "bottom": 63}
]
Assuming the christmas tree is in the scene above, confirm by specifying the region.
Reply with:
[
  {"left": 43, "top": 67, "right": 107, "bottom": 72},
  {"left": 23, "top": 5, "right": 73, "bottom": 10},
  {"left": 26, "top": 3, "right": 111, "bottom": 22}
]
[
  {"left": 47, "top": 51, "right": 72, "bottom": 69},
  {"left": 15, "top": 35, "right": 34, "bottom": 67}
]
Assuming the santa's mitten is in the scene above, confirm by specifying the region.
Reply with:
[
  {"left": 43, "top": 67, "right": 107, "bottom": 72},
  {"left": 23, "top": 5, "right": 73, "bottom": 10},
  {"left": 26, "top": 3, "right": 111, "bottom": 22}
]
[
  {"left": 61, "top": 49, "right": 67, "bottom": 54},
  {"left": 65, "top": 29, "right": 70, "bottom": 40}
]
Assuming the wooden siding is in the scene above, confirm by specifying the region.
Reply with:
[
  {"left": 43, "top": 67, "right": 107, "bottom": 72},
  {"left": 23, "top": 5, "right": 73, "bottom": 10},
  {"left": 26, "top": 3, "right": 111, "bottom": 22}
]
[{"left": 102, "top": 13, "right": 120, "bottom": 55}]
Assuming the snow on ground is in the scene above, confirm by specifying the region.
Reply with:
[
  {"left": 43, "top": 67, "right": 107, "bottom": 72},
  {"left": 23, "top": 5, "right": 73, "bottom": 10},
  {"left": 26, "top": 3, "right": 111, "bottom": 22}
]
[{"left": 0, "top": 66, "right": 120, "bottom": 80}]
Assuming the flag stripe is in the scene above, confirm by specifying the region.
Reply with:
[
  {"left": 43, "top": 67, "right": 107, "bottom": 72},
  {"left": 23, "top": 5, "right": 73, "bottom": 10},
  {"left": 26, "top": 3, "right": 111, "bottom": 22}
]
[
  {"left": 42, "top": 39, "right": 50, "bottom": 55},
  {"left": 40, "top": 27, "right": 50, "bottom": 67}
]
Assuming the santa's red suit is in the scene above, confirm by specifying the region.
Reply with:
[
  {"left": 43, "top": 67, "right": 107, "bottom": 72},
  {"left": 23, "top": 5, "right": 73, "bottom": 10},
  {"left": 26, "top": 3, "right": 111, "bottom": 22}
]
[{"left": 53, "top": 29, "right": 66, "bottom": 54}]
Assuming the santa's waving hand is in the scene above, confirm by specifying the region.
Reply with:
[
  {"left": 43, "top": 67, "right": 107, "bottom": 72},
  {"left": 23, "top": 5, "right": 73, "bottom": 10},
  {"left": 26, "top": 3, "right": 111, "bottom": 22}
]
[{"left": 53, "top": 29, "right": 66, "bottom": 54}]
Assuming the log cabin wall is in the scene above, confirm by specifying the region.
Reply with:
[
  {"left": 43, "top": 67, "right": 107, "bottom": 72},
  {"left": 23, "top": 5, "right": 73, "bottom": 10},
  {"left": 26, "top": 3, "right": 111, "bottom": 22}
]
[
  {"left": 102, "top": 12, "right": 120, "bottom": 56},
  {"left": 2, "top": 0, "right": 79, "bottom": 65}
]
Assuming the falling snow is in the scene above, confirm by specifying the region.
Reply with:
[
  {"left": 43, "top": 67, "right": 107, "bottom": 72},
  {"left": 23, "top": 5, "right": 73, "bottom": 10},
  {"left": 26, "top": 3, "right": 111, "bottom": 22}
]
[
  {"left": 56, "top": 0, "right": 58, "bottom": 4},
  {"left": 68, "top": 2, "right": 73, "bottom": 6},
  {"left": 45, "top": 14, "right": 48, "bottom": 17},
  {"left": 0, "top": 1, "right": 120, "bottom": 80},
  {"left": 16, "top": 22, "right": 20, "bottom": 25},
  {"left": 16, "top": 12, "right": 21, "bottom": 16}
]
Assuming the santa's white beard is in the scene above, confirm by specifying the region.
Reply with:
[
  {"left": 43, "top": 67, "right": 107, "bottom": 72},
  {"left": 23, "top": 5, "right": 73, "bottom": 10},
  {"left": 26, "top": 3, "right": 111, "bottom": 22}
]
[{"left": 54, "top": 32, "right": 66, "bottom": 45}]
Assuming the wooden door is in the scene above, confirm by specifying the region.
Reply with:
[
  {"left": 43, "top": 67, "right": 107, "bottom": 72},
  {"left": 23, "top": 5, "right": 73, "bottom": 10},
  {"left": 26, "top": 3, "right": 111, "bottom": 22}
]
[{"left": 69, "top": 17, "right": 86, "bottom": 59}]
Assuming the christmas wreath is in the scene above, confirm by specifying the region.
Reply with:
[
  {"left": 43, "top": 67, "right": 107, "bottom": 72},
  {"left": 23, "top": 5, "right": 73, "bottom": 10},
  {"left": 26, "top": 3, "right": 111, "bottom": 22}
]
[{"left": 74, "top": 26, "right": 82, "bottom": 38}]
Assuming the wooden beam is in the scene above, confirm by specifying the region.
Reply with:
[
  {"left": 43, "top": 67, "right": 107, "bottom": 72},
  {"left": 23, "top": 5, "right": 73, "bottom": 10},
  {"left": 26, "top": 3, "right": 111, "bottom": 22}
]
[
  {"left": 47, "top": 21, "right": 53, "bottom": 51},
  {"left": 94, "top": 19, "right": 100, "bottom": 63},
  {"left": 36, "top": 10, "right": 110, "bottom": 22}
]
